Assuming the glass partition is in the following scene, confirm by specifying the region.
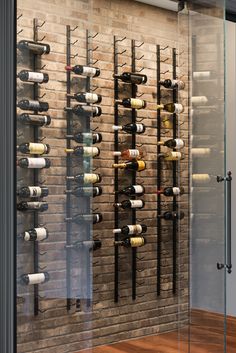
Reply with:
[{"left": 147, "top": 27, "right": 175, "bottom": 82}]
[{"left": 178, "top": 1, "right": 227, "bottom": 352}]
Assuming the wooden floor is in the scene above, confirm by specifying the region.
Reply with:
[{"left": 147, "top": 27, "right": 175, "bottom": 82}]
[{"left": 79, "top": 310, "right": 236, "bottom": 353}]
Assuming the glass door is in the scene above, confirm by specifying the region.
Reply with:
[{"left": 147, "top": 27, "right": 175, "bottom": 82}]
[{"left": 178, "top": 1, "right": 228, "bottom": 352}]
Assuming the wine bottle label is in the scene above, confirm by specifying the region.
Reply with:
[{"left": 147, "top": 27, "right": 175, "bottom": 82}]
[
  {"left": 27, "top": 273, "right": 46, "bottom": 285},
  {"left": 130, "top": 200, "right": 143, "bottom": 208},
  {"left": 191, "top": 148, "right": 211, "bottom": 156},
  {"left": 28, "top": 43, "right": 48, "bottom": 53},
  {"left": 165, "top": 152, "right": 182, "bottom": 160},
  {"left": 24, "top": 232, "right": 31, "bottom": 241},
  {"left": 133, "top": 185, "right": 144, "bottom": 194},
  {"left": 85, "top": 93, "right": 98, "bottom": 103},
  {"left": 136, "top": 124, "right": 144, "bottom": 132},
  {"left": 128, "top": 149, "right": 140, "bottom": 158},
  {"left": 191, "top": 96, "right": 208, "bottom": 105},
  {"left": 29, "top": 143, "right": 47, "bottom": 154},
  {"left": 130, "top": 237, "right": 145, "bottom": 247},
  {"left": 192, "top": 174, "right": 211, "bottom": 183},
  {"left": 174, "top": 103, "right": 184, "bottom": 114},
  {"left": 35, "top": 227, "right": 47, "bottom": 240},
  {"left": 28, "top": 100, "right": 41, "bottom": 109},
  {"left": 193, "top": 71, "right": 211, "bottom": 79},
  {"left": 172, "top": 187, "right": 181, "bottom": 196},
  {"left": 27, "top": 202, "right": 44, "bottom": 209},
  {"left": 82, "top": 66, "right": 97, "bottom": 77},
  {"left": 175, "top": 138, "right": 185, "bottom": 149},
  {"left": 28, "top": 186, "right": 42, "bottom": 197},
  {"left": 112, "top": 125, "right": 122, "bottom": 131},
  {"left": 137, "top": 161, "right": 146, "bottom": 171},
  {"left": 29, "top": 115, "right": 48, "bottom": 125},
  {"left": 83, "top": 174, "right": 99, "bottom": 184},
  {"left": 83, "top": 147, "right": 99, "bottom": 157},
  {"left": 27, "top": 158, "right": 46, "bottom": 168},
  {"left": 127, "top": 225, "right": 143, "bottom": 234},
  {"left": 172, "top": 80, "right": 185, "bottom": 90},
  {"left": 130, "top": 99, "right": 144, "bottom": 109},
  {"left": 28, "top": 72, "right": 45, "bottom": 83}
]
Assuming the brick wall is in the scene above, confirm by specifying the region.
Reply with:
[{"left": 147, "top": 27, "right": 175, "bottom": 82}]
[{"left": 16, "top": 1, "right": 189, "bottom": 352}]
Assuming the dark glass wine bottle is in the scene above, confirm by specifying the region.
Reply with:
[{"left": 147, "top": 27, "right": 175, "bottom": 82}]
[
  {"left": 66, "top": 213, "right": 103, "bottom": 224},
  {"left": 71, "top": 105, "right": 102, "bottom": 117},
  {"left": 18, "top": 113, "right": 51, "bottom": 126},
  {"left": 112, "top": 160, "right": 146, "bottom": 172},
  {"left": 66, "top": 186, "right": 102, "bottom": 198},
  {"left": 17, "top": 201, "right": 48, "bottom": 212},
  {"left": 17, "top": 99, "right": 49, "bottom": 112},
  {"left": 17, "top": 186, "right": 49, "bottom": 198},
  {"left": 115, "top": 237, "right": 146, "bottom": 247},
  {"left": 117, "top": 98, "right": 146, "bottom": 109},
  {"left": 158, "top": 138, "right": 185, "bottom": 150},
  {"left": 114, "top": 199, "right": 145, "bottom": 209},
  {"left": 159, "top": 79, "right": 185, "bottom": 90},
  {"left": 65, "top": 65, "right": 100, "bottom": 77},
  {"left": 18, "top": 157, "right": 51, "bottom": 169},
  {"left": 66, "top": 173, "right": 102, "bottom": 184},
  {"left": 18, "top": 227, "right": 48, "bottom": 241},
  {"left": 157, "top": 187, "right": 184, "bottom": 197},
  {"left": 113, "top": 224, "right": 147, "bottom": 235},
  {"left": 65, "top": 146, "right": 100, "bottom": 157},
  {"left": 116, "top": 184, "right": 145, "bottom": 196},
  {"left": 66, "top": 132, "right": 102, "bottom": 144},
  {"left": 112, "top": 123, "right": 146, "bottom": 134},
  {"left": 113, "top": 72, "right": 147, "bottom": 84},
  {"left": 17, "top": 40, "right": 50, "bottom": 55},
  {"left": 68, "top": 92, "right": 102, "bottom": 104},
  {"left": 17, "top": 70, "right": 49, "bottom": 84},
  {"left": 20, "top": 272, "right": 50, "bottom": 285},
  {"left": 68, "top": 240, "right": 102, "bottom": 251},
  {"left": 17, "top": 142, "right": 50, "bottom": 155},
  {"left": 160, "top": 211, "right": 185, "bottom": 220}
]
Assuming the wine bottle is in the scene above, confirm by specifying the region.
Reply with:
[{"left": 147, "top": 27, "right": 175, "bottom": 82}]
[
  {"left": 20, "top": 272, "right": 50, "bottom": 285},
  {"left": 157, "top": 103, "right": 184, "bottom": 114},
  {"left": 17, "top": 186, "right": 49, "bottom": 198},
  {"left": 158, "top": 151, "right": 183, "bottom": 160},
  {"left": 17, "top": 201, "right": 48, "bottom": 212},
  {"left": 17, "top": 142, "right": 50, "bottom": 155},
  {"left": 159, "top": 79, "right": 185, "bottom": 90},
  {"left": 191, "top": 96, "right": 216, "bottom": 105},
  {"left": 65, "top": 146, "right": 100, "bottom": 157},
  {"left": 113, "top": 72, "right": 147, "bottom": 84},
  {"left": 68, "top": 240, "right": 102, "bottom": 251},
  {"left": 66, "top": 213, "right": 103, "bottom": 224},
  {"left": 65, "top": 65, "right": 100, "bottom": 77},
  {"left": 193, "top": 71, "right": 216, "bottom": 80},
  {"left": 112, "top": 123, "right": 145, "bottom": 134},
  {"left": 68, "top": 92, "right": 102, "bottom": 104},
  {"left": 113, "top": 149, "right": 143, "bottom": 160},
  {"left": 158, "top": 138, "right": 185, "bottom": 150},
  {"left": 17, "top": 70, "right": 49, "bottom": 84},
  {"left": 67, "top": 173, "right": 102, "bottom": 184},
  {"left": 66, "top": 132, "right": 102, "bottom": 144},
  {"left": 66, "top": 186, "right": 102, "bottom": 198},
  {"left": 116, "top": 98, "right": 146, "bottom": 109},
  {"left": 158, "top": 186, "right": 184, "bottom": 197},
  {"left": 18, "top": 157, "right": 51, "bottom": 169},
  {"left": 17, "top": 40, "right": 50, "bottom": 55},
  {"left": 17, "top": 99, "right": 49, "bottom": 112},
  {"left": 159, "top": 211, "right": 185, "bottom": 220},
  {"left": 112, "top": 160, "right": 146, "bottom": 172},
  {"left": 18, "top": 227, "right": 48, "bottom": 241},
  {"left": 191, "top": 148, "right": 211, "bottom": 157},
  {"left": 114, "top": 199, "right": 145, "bottom": 209},
  {"left": 192, "top": 174, "right": 211, "bottom": 184},
  {"left": 71, "top": 105, "right": 102, "bottom": 117},
  {"left": 18, "top": 113, "right": 51, "bottom": 126},
  {"left": 116, "top": 184, "right": 145, "bottom": 196},
  {"left": 113, "top": 224, "right": 147, "bottom": 235},
  {"left": 115, "top": 237, "right": 146, "bottom": 248}
]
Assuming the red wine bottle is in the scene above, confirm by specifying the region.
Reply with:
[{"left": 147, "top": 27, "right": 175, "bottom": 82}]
[
  {"left": 114, "top": 199, "right": 145, "bottom": 209},
  {"left": 116, "top": 98, "right": 146, "bottom": 109},
  {"left": 66, "top": 173, "right": 101, "bottom": 184},
  {"left": 17, "top": 186, "right": 49, "bottom": 198},
  {"left": 71, "top": 105, "right": 102, "bottom": 117},
  {"left": 112, "top": 123, "right": 146, "bottom": 134},
  {"left": 17, "top": 40, "right": 50, "bottom": 55},
  {"left": 68, "top": 92, "right": 102, "bottom": 104},
  {"left": 17, "top": 99, "right": 49, "bottom": 112},
  {"left": 17, "top": 70, "right": 49, "bottom": 83},
  {"left": 18, "top": 157, "right": 51, "bottom": 169},
  {"left": 66, "top": 213, "right": 103, "bottom": 224},
  {"left": 116, "top": 184, "right": 145, "bottom": 196},
  {"left": 113, "top": 224, "right": 147, "bottom": 235},
  {"left": 157, "top": 187, "right": 184, "bottom": 197},
  {"left": 18, "top": 113, "right": 51, "bottom": 126},
  {"left": 113, "top": 72, "right": 147, "bottom": 84},
  {"left": 17, "top": 201, "right": 48, "bottom": 212},
  {"left": 66, "top": 132, "right": 102, "bottom": 144},
  {"left": 66, "top": 186, "right": 102, "bottom": 198},
  {"left": 159, "top": 211, "right": 185, "bottom": 220},
  {"left": 65, "top": 65, "right": 100, "bottom": 77},
  {"left": 65, "top": 146, "right": 100, "bottom": 157},
  {"left": 114, "top": 237, "right": 146, "bottom": 247}
]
